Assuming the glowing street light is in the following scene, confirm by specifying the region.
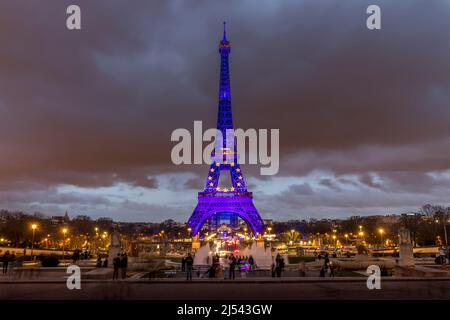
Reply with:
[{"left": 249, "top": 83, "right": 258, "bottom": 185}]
[
  {"left": 62, "top": 228, "right": 68, "bottom": 261},
  {"left": 31, "top": 224, "right": 37, "bottom": 257},
  {"left": 379, "top": 228, "right": 385, "bottom": 256}
]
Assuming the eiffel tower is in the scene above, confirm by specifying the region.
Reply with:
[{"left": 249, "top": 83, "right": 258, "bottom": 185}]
[{"left": 188, "top": 23, "right": 264, "bottom": 236}]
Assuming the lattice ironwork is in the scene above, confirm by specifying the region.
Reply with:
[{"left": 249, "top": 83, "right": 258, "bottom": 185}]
[{"left": 188, "top": 23, "right": 264, "bottom": 236}]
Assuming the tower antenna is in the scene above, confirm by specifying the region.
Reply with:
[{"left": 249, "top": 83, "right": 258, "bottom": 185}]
[{"left": 223, "top": 21, "right": 227, "bottom": 41}]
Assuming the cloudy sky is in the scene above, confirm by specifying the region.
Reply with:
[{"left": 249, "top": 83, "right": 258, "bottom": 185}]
[{"left": 1, "top": 0, "right": 450, "bottom": 222}]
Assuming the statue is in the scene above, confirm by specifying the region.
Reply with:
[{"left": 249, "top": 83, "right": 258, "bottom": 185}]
[
  {"left": 399, "top": 227, "right": 411, "bottom": 245},
  {"left": 111, "top": 230, "right": 120, "bottom": 247},
  {"left": 107, "top": 228, "right": 122, "bottom": 268},
  {"left": 355, "top": 239, "right": 369, "bottom": 260},
  {"left": 398, "top": 227, "right": 414, "bottom": 266}
]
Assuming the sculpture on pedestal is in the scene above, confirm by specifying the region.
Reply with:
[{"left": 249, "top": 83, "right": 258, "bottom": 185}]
[
  {"left": 398, "top": 227, "right": 415, "bottom": 266},
  {"left": 107, "top": 229, "right": 121, "bottom": 268}
]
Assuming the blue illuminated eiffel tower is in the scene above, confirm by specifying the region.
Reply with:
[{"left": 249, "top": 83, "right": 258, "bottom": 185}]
[{"left": 187, "top": 23, "right": 264, "bottom": 236}]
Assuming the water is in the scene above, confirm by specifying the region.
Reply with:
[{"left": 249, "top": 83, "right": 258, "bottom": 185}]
[
  {"left": 240, "top": 241, "right": 274, "bottom": 269},
  {"left": 193, "top": 241, "right": 288, "bottom": 269},
  {"left": 193, "top": 242, "right": 211, "bottom": 266}
]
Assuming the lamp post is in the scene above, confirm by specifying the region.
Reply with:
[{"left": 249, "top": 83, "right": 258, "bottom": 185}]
[
  {"left": 435, "top": 215, "right": 448, "bottom": 249},
  {"left": 378, "top": 228, "right": 384, "bottom": 256},
  {"left": 62, "top": 228, "right": 68, "bottom": 261},
  {"left": 358, "top": 231, "right": 364, "bottom": 244},
  {"left": 31, "top": 224, "right": 37, "bottom": 258}
]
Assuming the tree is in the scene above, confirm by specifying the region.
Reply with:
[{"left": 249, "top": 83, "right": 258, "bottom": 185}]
[
  {"left": 433, "top": 207, "right": 450, "bottom": 246},
  {"left": 399, "top": 214, "right": 421, "bottom": 247}
]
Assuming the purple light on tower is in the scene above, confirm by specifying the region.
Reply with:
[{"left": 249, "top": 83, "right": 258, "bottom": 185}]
[{"left": 187, "top": 23, "right": 264, "bottom": 236}]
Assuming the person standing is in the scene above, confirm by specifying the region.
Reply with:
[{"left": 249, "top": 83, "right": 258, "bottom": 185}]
[
  {"left": 112, "top": 253, "right": 120, "bottom": 280},
  {"left": 2, "top": 251, "right": 10, "bottom": 275},
  {"left": 103, "top": 255, "right": 108, "bottom": 268},
  {"left": 248, "top": 255, "right": 254, "bottom": 270},
  {"left": 329, "top": 261, "right": 335, "bottom": 277},
  {"left": 120, "top": 253, "right": 128, "bottom": 279},
  {"left": 324, "top": 253, "right": 330, "bottom": 267},
  {"left": 181, "top": 256, "right": 186, "bottom": 272},
  {"left": 228, "top": 254, "right": 236, "bottom": 280},
  {"left": 298, "top": 261, "right": 306, "bottom": 277},
  {"left": 9, "top": 252, "right": 16, "bottom": 279},
  {"left": 319, "top": 266, "right": 325, "bottom": 277},
  {"left": 96, "top": 256, "right": 102, "bottom": 268},
  {"left": 275, "top": 254, "right": 283, "bottom": 277},
  {"left": 223, "top": 255, "right": 230, "bottom": 279},
  {"left": 438, "top": 246, "right": 446, "bottom": 264},
  {"left": 185, "top": 253, "right": 194, "bottom": 280}
]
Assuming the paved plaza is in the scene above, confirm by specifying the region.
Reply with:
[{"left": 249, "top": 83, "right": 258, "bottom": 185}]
[{"left": 1, "top": 278, "right": 449, "bottom": 300}]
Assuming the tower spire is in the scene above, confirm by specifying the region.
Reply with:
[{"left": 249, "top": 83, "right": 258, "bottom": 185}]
[
  {"left": 217, "top": 22, "right": 232, "bottom": 147},
  {"left": 222, "top": 21, "right": 227, "bottom": 42},
  {"left": 187, "top": 24, "right": 264, "bottom": 236}
]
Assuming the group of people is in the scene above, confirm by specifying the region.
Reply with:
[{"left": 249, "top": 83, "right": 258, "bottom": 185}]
[
  {"left": 435, "top": 246, "right": 450, "bottom": 265},
  {"left": 318, "top": 252, "right": 336, "bottom": 277},
  {"left": 204, "top": 253, "right": 236, "bottom": 279},
  {"left": 112, "top": 252, "right": 128, "bottom": 280},
  {"left": 271, "top": 253, "right": 285, "bottom": 277},
  {"left": 314, "top": 249, "right": 341, "bottom": 260},
  {"left": 202, "top": 253, "right": 238, "bottom": 279},
  {"left": 95, "top": 254, "right": 109, "bottom": 268},
  {"left": 184, "top": 252, "right": 293, "bottom": 280},
  {"left": 1, "top": 250, "right": 16, "bottom": 276},
  {"left": 71, "top": 249, "right": 90, "bottom": 263}
]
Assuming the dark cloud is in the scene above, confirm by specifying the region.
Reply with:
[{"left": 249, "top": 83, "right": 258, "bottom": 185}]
[
  {"left": 0, "top": 1, "right": 449, "bottom": 220},
  {"left": 319, "top": 179, "right": 342, "bottom": 192}
]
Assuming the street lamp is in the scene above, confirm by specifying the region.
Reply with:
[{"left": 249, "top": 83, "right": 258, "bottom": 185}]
[
  {"left": 31, "top": 224, "right": 37, "bottom": 258},
  {"left": 332, "top": 235, "right": 337, "bottom": 248},
  {"left": 378, "top": 228, "right": 385, "bottom": 256},
  {"left": 435, "top": 215, "right": 449, "bottom": 248},
  {"left": 62, "top": 228, "right": 68, "bottom": 261}
]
